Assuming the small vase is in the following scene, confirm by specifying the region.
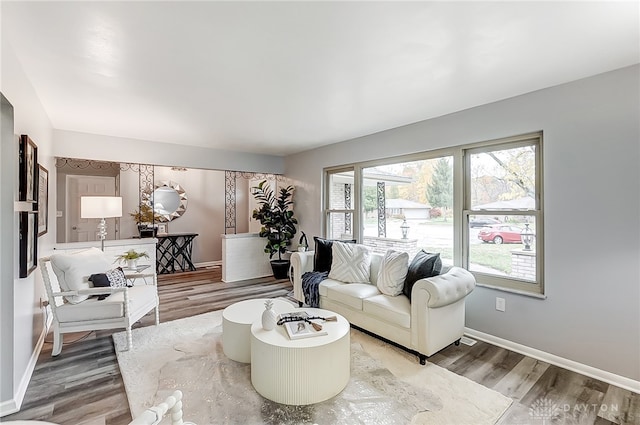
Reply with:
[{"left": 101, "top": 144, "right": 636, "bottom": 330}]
[
  {"left": 127, "top": 259, "right": 138, "bottom": 270},
  {"left": 262, "top": 300, "right": 277, "bottom": 331}
]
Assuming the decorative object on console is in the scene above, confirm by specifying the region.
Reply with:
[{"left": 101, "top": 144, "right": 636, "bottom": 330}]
[
  {"left": 130, "top": 204, "right": 160, "bottom": 238},
  {"left": 251, "top": 180, "right": 297, "bottom": 279},
  {"left": 403, "top": 250, "right": 442, "bottom": 300},
  {"left": 261, "top": 299, "right": 277, "bottom": 331},
  {"left": 115, "top": 249, "right": 149, "bottom": 270},
  {"left": 81, "top": 196, "right": 123, "bottom": 251}
]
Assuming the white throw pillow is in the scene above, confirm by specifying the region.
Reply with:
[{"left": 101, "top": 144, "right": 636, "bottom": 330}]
[
  {"left": 377, "top": 250, "right": 409, "bottom": 296},
  {"left": 328, "top": 241, "right": 371, "bottom": 283},
  {"left": 50, "top": 247, "right": 112, "bottom": 304}
]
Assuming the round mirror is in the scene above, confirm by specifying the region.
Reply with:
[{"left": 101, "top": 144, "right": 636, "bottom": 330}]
[{"left": 153, "top": 181, "right": 187, "bottom": 222}]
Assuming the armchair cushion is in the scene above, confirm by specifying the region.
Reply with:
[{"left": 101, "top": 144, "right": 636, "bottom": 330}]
[
  {"left": 50, "top": 247, "right": 112, "bottom": 304},
  {"left": 56, "top": 285, "right": 157, "bottom": 322},
  {"left": 403, "top": 250, "right": 442, "bottom": 300}
]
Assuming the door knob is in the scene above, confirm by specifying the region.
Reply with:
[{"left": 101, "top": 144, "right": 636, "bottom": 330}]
[{"left": 72, "top": 226, "right": 78, "bottom": 230}]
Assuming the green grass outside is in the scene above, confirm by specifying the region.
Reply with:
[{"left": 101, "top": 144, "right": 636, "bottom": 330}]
[{"left": 420, "top": 243, "right": 521, "bottom": 274}]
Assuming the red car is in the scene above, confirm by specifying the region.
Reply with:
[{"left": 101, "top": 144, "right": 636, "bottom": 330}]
[{"left": 478, "top": 224, "right": 524, "bottom": 244}]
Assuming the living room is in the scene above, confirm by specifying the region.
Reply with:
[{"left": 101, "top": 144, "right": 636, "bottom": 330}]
[{"left": 1, "top": 1, "right": 639, "bottom": 424}]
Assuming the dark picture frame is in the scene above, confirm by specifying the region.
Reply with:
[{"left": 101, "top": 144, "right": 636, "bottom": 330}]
[
  {"left": 19, "top": 211, "right": 38, "bottom": 278},
  {"left": 37, "top": 165, "right": 49, "bottom": 236},
  {"left": 19, "top": 135, "right": 38, "bottom": 203}
]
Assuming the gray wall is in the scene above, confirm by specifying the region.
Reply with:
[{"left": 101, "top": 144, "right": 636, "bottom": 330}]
[{"left": 285, "top": 65, "right": 640, "bottom": 381}]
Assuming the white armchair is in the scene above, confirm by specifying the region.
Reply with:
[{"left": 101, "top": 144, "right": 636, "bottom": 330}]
[{"left": 40, "top": 247, "right": 159, "bottom": 356}]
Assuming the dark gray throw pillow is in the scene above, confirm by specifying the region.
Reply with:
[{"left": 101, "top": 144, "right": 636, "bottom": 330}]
[
  {"left": 89, "top": 267, "right": 129, "bottom": 300},
  {"left": 313, "top": 237, "right": 357, "bottom": 273},
  {"left": 403, "top": 250, "right": 442, "bottom": 300}
]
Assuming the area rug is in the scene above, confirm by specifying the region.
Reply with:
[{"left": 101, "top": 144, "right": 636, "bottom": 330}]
[{"left": 114, "top": 311, "right": 511, "bottom": 424}]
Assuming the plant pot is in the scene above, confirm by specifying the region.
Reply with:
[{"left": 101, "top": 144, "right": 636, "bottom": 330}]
[{"left": 270, "top": 260, "right": 290, "bottom": 280}]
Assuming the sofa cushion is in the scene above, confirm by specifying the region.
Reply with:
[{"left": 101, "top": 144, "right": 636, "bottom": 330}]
[
  {"left": 403, "top": 250, "right": 442, "bottom": 300},
  {"left": 328, "top": 241, "right": 371, "bottom": 283},
  {"left": 55, "top": 285, "right": 156, "bottom": 322},
  {"left": 363, "top": 294, "right": 411, "bottom": 328},
  {"left": 318, "top": 278, "right": 343, "bottom": 297},
  {"left": 50, "top": 247, "right": 112, "bottom": 304},
  {"left": 313, "top": 237, "right": 356, "bottom": 272},
  {"left": 377, "top": 250, "right": 409, "bottom": 296},
  {"left": 326, "top": 283, "right": 381, "bottom": 310}
]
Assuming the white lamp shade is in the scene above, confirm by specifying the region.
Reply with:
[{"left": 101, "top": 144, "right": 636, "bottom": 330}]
[{"left": 81, "top": 196, "right": 123, "bottom": 219}]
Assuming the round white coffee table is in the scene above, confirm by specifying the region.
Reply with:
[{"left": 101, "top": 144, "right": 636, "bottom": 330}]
[
  {"left": 250, "top": 308, "right": 350, "bottom": 405},
  {"left": 222, "top": 298, "right": 295, "bottom": 363}
]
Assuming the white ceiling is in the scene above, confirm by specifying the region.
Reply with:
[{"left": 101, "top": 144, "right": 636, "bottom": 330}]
[{"left": 2, "top": 1, "right": 638, "bottom": 156}]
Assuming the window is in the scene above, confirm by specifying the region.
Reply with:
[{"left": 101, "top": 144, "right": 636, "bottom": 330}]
[
  {"left": 323, "top": 133, "right": 544, "bottom": 296},
  {"left": 464, "top": 136, "right": 543, "bottom": 294}
]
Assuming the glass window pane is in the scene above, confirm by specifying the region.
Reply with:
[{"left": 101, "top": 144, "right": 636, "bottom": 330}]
[
  {"left": 327, "top": 212, "right": 353, "bottom": 240},
  {"left": 469, "top": 145, "right": 536, "bottom": 210},
  {"left": 468, "top": 215, "right": 537, "bottom": 282},
  {"left": 328, "top": 171, "right": 354, "bottom": 210},
  {"left": 362, "top": 157, "right": 453, "bottom": 263}
]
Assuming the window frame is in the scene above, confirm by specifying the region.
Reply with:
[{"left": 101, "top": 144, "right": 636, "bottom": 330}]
[{"left": 322, "top": 132, "right": 544, "bottom": 296}]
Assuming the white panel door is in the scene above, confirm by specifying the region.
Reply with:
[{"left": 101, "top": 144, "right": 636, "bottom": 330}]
[{"left": 67, "top": 175, "right": 117, "bottom": 242}]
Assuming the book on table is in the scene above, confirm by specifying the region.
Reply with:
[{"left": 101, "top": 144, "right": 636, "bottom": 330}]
[{"left": 277, "top": 312, "right": 328, "bottom": 340}]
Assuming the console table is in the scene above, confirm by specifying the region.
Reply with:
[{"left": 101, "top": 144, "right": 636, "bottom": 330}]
[{"left": 156, "top": 233, "right": 198, "bottom": 274}]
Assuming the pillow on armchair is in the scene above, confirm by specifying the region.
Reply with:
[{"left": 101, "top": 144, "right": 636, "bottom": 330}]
[
  {"left": 403, "top": 250, "right": 442, "bottom": 300},
  {"left": 50, "top": 247, "right": 112, "bottom": 304}
]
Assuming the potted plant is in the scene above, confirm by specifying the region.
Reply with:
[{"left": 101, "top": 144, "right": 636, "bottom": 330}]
[
  {"left": 251, "top": 180, "right": 298, "bottom": 279},
  {"left": 115, "top": 249, "right": 149, "bottom": 270},
  {"left": 130, "top": 204, "right": 160, "bottom": 237}
]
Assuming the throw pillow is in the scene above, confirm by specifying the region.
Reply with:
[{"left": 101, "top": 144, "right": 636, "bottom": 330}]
[
  {"left": 403, "top": 250, "right": 442, "bottom": 300},
  {"left": 328, "top": 241, "right": 371, "bottom": 283},
  {"left": 377, "top": 250, "right": 409, "bottom": 296},
  {"left": 313, "top": 237, "right": 356, "bottom": 273},
  {"left": 89, "top": 267, "right": 129, "bottom": 300},
  {"left": 50, "top": 247, "right": 112, "bottom": 304}
]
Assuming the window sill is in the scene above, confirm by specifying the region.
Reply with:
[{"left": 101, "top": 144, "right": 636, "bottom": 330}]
[{"left": 475, "top": 282, "right": 547, "bottom": 299}]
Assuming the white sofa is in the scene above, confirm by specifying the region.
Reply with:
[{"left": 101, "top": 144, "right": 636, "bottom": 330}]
[{"left": 290, "top": 250, "right": 476, "bottom": 363}]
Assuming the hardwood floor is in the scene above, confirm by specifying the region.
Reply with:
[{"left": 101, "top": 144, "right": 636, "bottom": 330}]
[{"left": 5, "top": 267, "right": 638, "bottom": 424}]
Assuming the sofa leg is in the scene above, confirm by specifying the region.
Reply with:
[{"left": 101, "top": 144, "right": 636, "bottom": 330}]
[
  {"left": 419, "top": 354, "right": 427, "bottom": 365},
  {"left": 298, "top": 301, "right": 303, "bottom": 307},
  {"left": 454, "top": 338, "right": 461, "bottom": 346}
]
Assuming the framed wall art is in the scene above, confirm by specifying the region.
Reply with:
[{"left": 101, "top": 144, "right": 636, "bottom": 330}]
[
  {"left": 19, "top": 211, "right": 38, "bottom": 278},
  {"left": 38, "top": 165, "right": 48, "bottom": 236},
  {"left": 19, "top": 135, "right": 38, "bottom": 203}
]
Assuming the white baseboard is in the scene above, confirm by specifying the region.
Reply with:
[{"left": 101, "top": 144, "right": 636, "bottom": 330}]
[
  {"left": 464, "top": 327, "right": 640, "bottom": 394},
  {"left": 0, "top": 314, "right": 50, "bottom": 417}
]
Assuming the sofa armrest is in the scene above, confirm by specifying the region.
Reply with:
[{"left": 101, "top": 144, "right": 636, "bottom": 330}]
[
  {"left": 411, "top": 266, "right": 476, "bottom": 308},
  {"left": 290, "top": 251, "right": 315, "bottom": 303}
]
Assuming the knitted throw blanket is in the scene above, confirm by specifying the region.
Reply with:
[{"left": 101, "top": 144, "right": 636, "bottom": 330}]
[{"left": 301, "top": 271, "right": 328, "bottom": 308}]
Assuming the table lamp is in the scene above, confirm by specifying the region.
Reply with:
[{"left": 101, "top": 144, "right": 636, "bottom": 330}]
[{"left": 81, "top": 196, "right": 123, "bottom": 251}]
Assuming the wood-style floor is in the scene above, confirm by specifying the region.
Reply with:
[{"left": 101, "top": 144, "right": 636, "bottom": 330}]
[{"left": 4, "top": 267, "right": 638, "bottom": 425}]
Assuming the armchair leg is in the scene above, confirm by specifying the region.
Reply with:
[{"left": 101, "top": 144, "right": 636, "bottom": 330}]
[
  {"left": 155, "top": 305, "right": 160, "bottom": 325},
  {"left": 126, "top": 326, "right": 132, "bottom": 351},
  {"left": 52, "top": 328, "right": 63, "bottom": 357}
]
